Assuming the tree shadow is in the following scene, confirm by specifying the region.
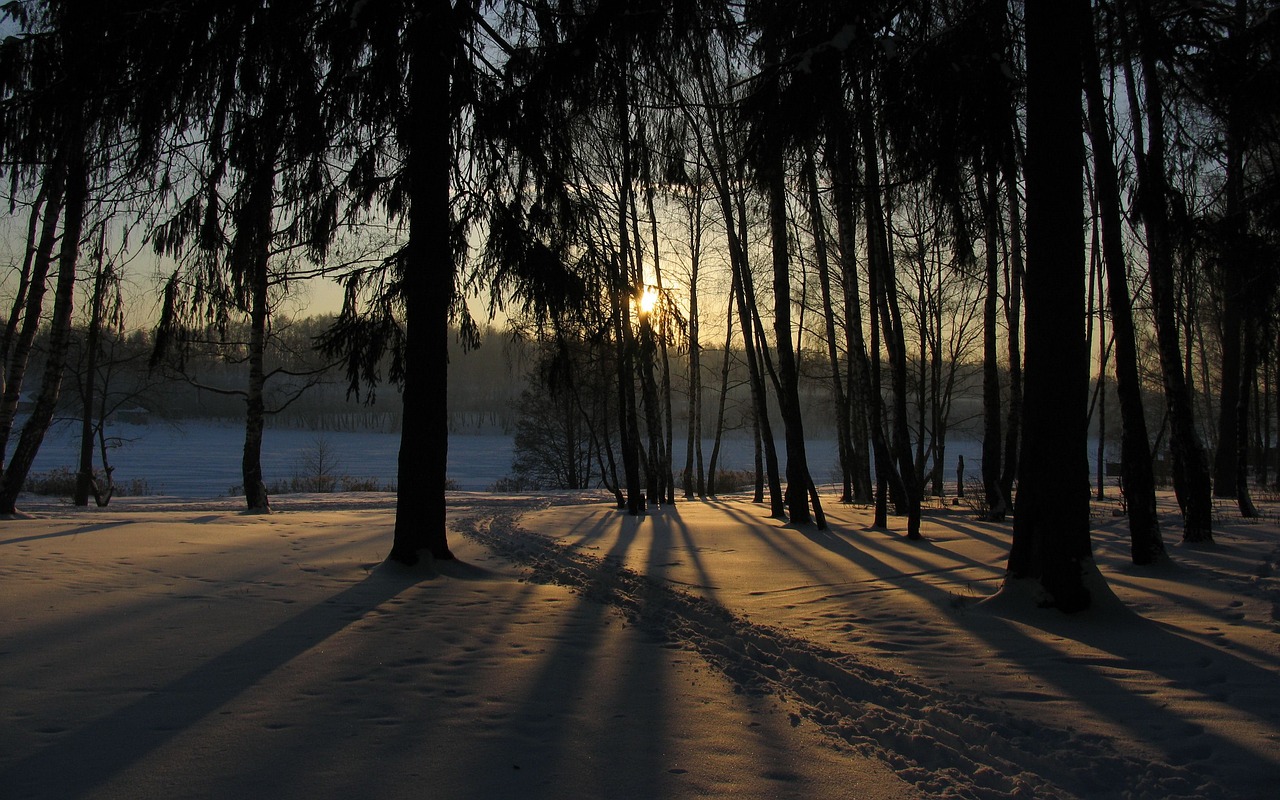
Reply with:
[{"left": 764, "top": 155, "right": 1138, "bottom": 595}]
[
  {"left": 0, "top": 561, "right": 441, "bottom": 798},
  {"left": 0, "top": 520, "right": 133, "bottom": 546}
]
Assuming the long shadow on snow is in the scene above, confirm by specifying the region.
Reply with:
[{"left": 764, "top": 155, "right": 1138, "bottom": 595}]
[{"left": 0, "top": 556, "right": 449, "bottom": 799}]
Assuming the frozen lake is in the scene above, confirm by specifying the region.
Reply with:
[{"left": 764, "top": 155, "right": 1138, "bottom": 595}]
[
  {"left": 23, "top": 421, "right": 509, "bottom": 497},
  {"left": 19, "top": 418, "right": 1047, "bottom": 499}
]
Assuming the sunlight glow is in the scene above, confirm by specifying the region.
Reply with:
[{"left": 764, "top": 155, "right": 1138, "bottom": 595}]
[{"left": 638, "top": 285, "right": 659, "bottom": 316}]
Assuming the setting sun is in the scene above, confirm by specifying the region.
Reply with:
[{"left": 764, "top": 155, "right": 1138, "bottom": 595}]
[{"left": 638, "top": 285, "right": 659, "bottom": 316}]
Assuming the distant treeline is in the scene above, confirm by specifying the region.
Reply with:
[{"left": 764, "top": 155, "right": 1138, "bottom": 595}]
[{"left": 23, "top": 314, "right": 1028, "bottom": 441}]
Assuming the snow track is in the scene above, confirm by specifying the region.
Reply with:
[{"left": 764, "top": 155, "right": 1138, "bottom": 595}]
[{"left": 456, "top": 509, "right": 1226, "bottom": 800}]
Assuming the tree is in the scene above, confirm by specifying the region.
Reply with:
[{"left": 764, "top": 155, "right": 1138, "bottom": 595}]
[
  {"left": 73, "top": 237, "right": 119, "bottom": 506},
  {"left": 1004, "top": 0, "right": 1095, "bottom": 612},
  {"left": 319, "top": 0, "right": 495, "bottom": 563},
  {"left": 1082, "top": 1, "right": 1166, "bottom": 564},
  {"left": 148, "top": 0, "right": 339, "bottom": 514},
  {"left": 1122, "top": 0, "right": 1214, "bottom": 543},
  {"left": 744, "top": 27, "right": 827, "bottom": 528},
  {"left": 0, "top": 1, "right": 127, "bottom": 514},
  {"left": 388, "top": 1, "right": 468, "bottom": 562}
]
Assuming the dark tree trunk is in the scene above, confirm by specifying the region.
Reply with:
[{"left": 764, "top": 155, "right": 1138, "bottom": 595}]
[
  {"left": 805, "top": 151, "right": 855, "bottom": 506},
  {"left": 860, "top": 90, "right": 920, "bottom": 539},
  {"left": 828, "top": 130, "right": 875, "bottom": 504},
  {"left": 1236, "top": 321, "right": 1260, "bottom": 517},
  {"left": 978, "top": 168, "right": 1007, "bottom": 521},
  {"left": 611, "top": 81, "right": 646, "bottom": 517},
  {"left": 0, "top": 130, "right": 88, "bottom": 514},
  {"left": 683, "top": 186, "right": 705, "bottom": 499},
  {"left": 999, "top": 154, "right": 1024, "bottom": 506},
  {"left": 1082, "top": 15, "right": 1166, "bottom": 564},
  {"left": 719, "top": 183, "right": 784, "bottom": 517},
  {"left": 389, "top": 2, "right": 457, "bottom": 563},
  {"left": 1215, "top": 285, "right": 1244, "bottom": 499},
  {"left": 1124, "top": 0, "right": 1214, "bottom": 543},
  {"left": 75, "top": 253, "right": 109, "bottom": 507},
  {"left": 0, "top": 183, "right": 46, "bottom": 377},
  {"left": 765, "top": 142, "right": 824, "bottom": 528},
  {"left": 234, "top": 140, "right": 279, "bottom": 514},
  {"left": 1222, "top": 0, "right": 1258, "bottom": 518},
  {"left": 707, "top": 273, "right": 736, "bottom": 496},
  {"left": 0, "top": 163, "right": 66, "bottom": 466},
  {"left": 1005, "top": 0, "right": 1094, "bottom": 612}
]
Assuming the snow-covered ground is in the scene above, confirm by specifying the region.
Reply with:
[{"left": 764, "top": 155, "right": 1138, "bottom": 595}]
[{"left": 2, "top": 489, "right": 1277, "bottom": 798}]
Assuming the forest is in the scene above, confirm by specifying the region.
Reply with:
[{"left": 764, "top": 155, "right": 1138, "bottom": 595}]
[{"left": 1, "top": 1, "right": 1278, "bottom": 609}]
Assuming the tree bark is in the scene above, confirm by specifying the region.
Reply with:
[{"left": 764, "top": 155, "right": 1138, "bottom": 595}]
[
  {"left": 805, "top": 150, "right": 855, "bottom": 505},
  {"left": 1124, "top": 0, "right": 1214, "bottom": 543},
  {"left": 978, "top": 168, "right": 1007, "bottom": 521},
  {"left": 75, "top": 250, "right": 109, "bottom": 507},
  {"left": 0, "top": 163, "right": 66, "bottom": 467},
  {"left": 1005, "top": 0, "right": 1094, "bottom": 611},
  {"left": 828, "top": 130, "right": 875, "bottom": 504},
  {"left": 765, "top": 139, "right": 824, "bottom": 528},
  {"left": 233, "top": 130, "right": 280, "bottom": 514},
  {"left": 859, "top": 85, "right": 920, "bottom": 539},
  {"left": 1082, "top": 13, "right": 1166, "bottom": 564},
  {"left": 389, "top": 1, "right": 457, "bottom": 563},
  {"left": 0, "top": 128, "right": 88, "bottom": 514}
]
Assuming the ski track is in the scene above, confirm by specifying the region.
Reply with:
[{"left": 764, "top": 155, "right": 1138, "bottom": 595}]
[{"left": 453, "top": 501, "right": 1228, "bottom": 800}]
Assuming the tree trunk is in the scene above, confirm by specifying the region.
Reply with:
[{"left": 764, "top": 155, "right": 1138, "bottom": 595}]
[
  {"left": 234, "top": 136, "right": 279, "bottom": 514},
  {"left": 827, "top": 130, "right": 875, "bottom": 504},
  {"left": 0, "top": 163, "right": 66, "bottom": 467},
  {"left": 1005, "top": 0, "right": 1094, "bottom": 612},
  {"left": 389, "top": 2, "right": 457, "bottom": 563},
  {"left": 1222, "top": 0, "right": 1257, "bottom": 518},
  {"left": 630, "top": 165, "right": 668, "bottom": 508},
  {"left": 713, "top": 162, "right": 784, "bottom": 516},
  {"left": 765, "top": 140, "right": 824, "bottom": 528},
  {"left": 1124, "top": 0, "right": 1214, "bottom": 543},
  {"left": 0, "top": 129, "right": 87, "bottom": 514},
  {"left": 707, "top": 274, "right": 736, "bottom": 496},
  {"left": 999, "top": 150, "right": 1024, "bottom": 506},
  {"left": 1215, "top": 272, "right": 1244, "bottom": 499},
  {"left": 978, "top": 168, "right": 1007, "bottom": 521},
  {"left": 1236, "top": 320, "right": 1259, "bottom": 517},
  {"left": 860, "top": 86, "right": 920, "bottom": 539},
  {"left": 0, "top": 177, "right": 50, "bottom": 403},
  {"left": 683, "top": 182, "right": 705, "bottom": 498},
  {"left": 805, "top": 150, "right": 855, "bottom": 505},
  {"left": 1082, "top": 17, "right": 1165, "bottom": 564},
  {"left": 75, "top": 248, "right": 109, "bottom": 507}
]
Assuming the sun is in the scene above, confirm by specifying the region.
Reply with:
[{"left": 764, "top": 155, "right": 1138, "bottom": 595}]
[{"left": 638, "top": 285, "right": 659, "bottom": 316}]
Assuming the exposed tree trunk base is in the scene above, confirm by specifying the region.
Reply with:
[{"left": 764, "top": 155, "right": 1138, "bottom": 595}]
[
  {"left": 388, "top": 544, "right": 457, "bottom": 566},
  {"left": 987, "top": 560, "right": 1129, "bottom": 616}
]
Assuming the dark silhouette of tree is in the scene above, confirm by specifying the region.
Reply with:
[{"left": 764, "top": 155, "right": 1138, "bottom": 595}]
[
  {"left": 1121, "top": 0, "right": 1215, "bottom": 543},
  {"left": 1083, "top": 1, "right": 1166, "bottom": 564},
  {"left": 803, "top": 148, "right": 860, "bottom": 505},
  {"left": 0, "top": 1, "right": 137, "bottom": 514},
  {"left": 1180, "top": 0, "right": 1280, "bottom": 517},
  {"left": 878, "top": 0, "right": 1023, "bottom": 527},
  {"left": 1005, "top": 0, "right": 1095, "bottom": 612},
  {"left": 146, "top": 0, "right": 339, "bottom": 514},
  {"left": 73, "top": 239, "right": 120, "bottom": 506},
  {"left": 317, "top": 0, "right": 493, "bottom": 561},
  {"left": 742, "top": 18, "right": 827, "bottom": 528}
]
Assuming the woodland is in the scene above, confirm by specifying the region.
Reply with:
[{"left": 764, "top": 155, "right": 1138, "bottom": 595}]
[{"left": 2, "top": 1, "right": 1279, "bottom": 613}]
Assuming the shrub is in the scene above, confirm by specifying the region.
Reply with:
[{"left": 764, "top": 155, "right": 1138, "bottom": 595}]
[
  {"left": 23, "top": 467, "right": 79, "bottom": 497},
  {"left": 23, "top": 468, "right": 149, "bottom": 500},
  {"left": 702, "top": 468, "right": 756, "bottom": 495},
  {"left": 489, "top": 474, "right": 536, "bottom": 492}
]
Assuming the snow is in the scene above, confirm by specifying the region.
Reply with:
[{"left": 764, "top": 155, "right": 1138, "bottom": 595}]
[{"left": 2, "top": 489, "right": 1277, "bottom": 798}]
